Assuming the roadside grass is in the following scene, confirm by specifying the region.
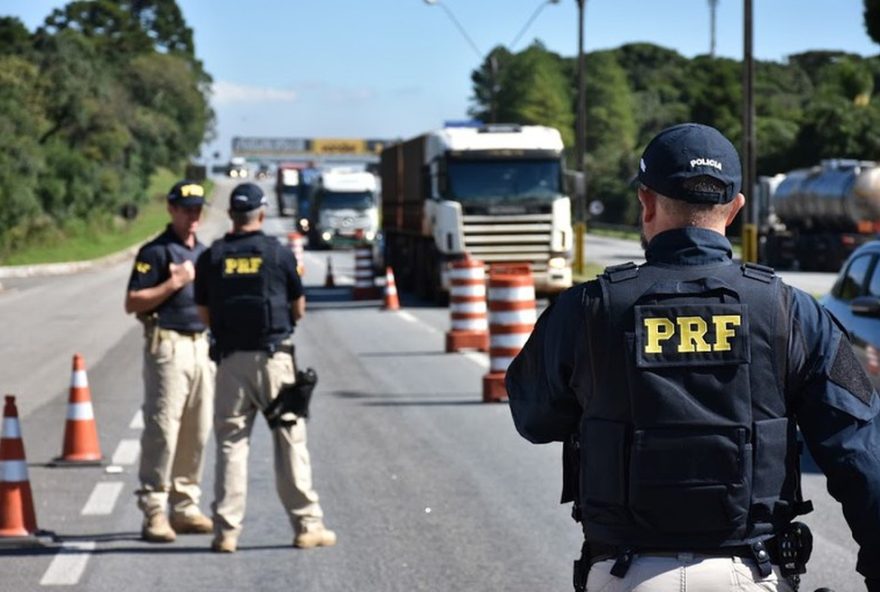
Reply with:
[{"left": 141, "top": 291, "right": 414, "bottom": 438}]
[{"left": 3, "top": 170, "right": 213, "bottom": 266}]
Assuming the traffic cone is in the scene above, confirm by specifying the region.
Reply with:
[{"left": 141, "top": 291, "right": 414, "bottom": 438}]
[
  {"left": 0, "top": 395, "right": 38, "bottom": 538},
  {"left": 324, "top": 256, "right": 336, "bottom": 288},
  {"left": 52, "top": 354, "right": 102, "bottom": 465},
  {"left": 383, "top": 267, "right": 400, "bottom": 311}
]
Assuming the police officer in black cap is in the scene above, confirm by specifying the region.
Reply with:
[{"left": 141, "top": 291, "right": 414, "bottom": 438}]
[
  {"left": 506, "top": 123, "right": 880, "bottom": 591},
  {"left": 194, "top": 182, "right": 335, "bottom": 553},
  {"left": 125, "top": 179, "right": 214, "bottom": 543}
]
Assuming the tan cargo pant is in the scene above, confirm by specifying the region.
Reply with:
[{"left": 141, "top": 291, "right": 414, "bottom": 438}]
[
  {"left": 138, "top": 329, "right": 214, "bottom": 519},
  {"left": 588, "top": 555, "right": 795, "bottom": 591},
  {"left": 212, "top": 350, "right": 323, "bottom": 539}
]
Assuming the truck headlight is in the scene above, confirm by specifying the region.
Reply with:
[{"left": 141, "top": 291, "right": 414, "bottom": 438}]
[
  {"left": 365, "top": 231, "right": 375, "bottom": 241},
  {"left": 322, "top": 231, "right": 332, "bottom": 242},
  {"left": 548, "top": 257, "right": 566, "bottom": 269}
]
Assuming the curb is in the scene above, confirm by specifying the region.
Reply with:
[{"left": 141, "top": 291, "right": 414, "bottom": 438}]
[{"left": 0, "top": 244, "right": 142, "bottom": 280}]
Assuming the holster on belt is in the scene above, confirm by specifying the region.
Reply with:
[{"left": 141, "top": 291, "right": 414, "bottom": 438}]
[
  {"left": 263, "top": 367, "right": 318, "bottom": 429},
  {"left": 138, "top": 314, "right": 160, "bottom": 355}
]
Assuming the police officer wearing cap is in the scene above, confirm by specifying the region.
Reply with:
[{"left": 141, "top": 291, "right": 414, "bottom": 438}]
[
  {"left": 507, "top": 123, "right": 880, "bottom": 591},
  {"left": 194, "top": 182, "right": 335, "bottom": 553},
  {"left": 125, "top": 180, "right": 215, "bottom": 543}
]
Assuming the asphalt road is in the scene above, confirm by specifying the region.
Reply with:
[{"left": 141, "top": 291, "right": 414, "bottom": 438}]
[{"left": 0, "top": 180, "right": 859, "bottom": 591}]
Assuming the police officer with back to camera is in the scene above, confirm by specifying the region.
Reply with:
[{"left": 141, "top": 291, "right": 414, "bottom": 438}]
[
  {"left": 506, "top": 123, "right": 880, "bottom": 591},
  {"left": 194, "top": 182, "right": 335, "bottom": 553},
  {"left": 124, "top": 180, "right": 214, "bottom": 543}
]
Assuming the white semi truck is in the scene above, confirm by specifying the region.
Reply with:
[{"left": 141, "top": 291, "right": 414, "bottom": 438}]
[
  {"left": 307, "top": 168, "right": 380, "bottom": 248},
  {"left": 379, "top": 123, "right": 573, "bottom": 299}
]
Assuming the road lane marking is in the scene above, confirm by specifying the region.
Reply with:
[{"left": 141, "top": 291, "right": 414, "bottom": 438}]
[
  {"left": 39, "top": 542, "right": 96, "bottom": 586},
  {"left": 463, "top": 352, "right": 490, "bottom": 368},
  {"left": 81, "top": 481, "right": 124, "bottom": 516},
  {"left": 111, "top": 439, "right": 140, "bottom": 465},
  {"left": 397, "top": 311, "right": 441, "bottom": 334},
  {"left": 129, "top": 409, "right": 144, "bottom": 429}
]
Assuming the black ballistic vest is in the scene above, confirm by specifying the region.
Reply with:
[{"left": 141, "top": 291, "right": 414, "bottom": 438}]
[
  {"left": 208, "top": 235, "right": 292, "bottom": 353},
  {"left": 580, "top": 260, "right": 805, "bottom": 549}
]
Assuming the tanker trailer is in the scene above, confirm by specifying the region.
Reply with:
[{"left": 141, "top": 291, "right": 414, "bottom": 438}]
[{"left": 760, "top": 159, "right": 880, "bottom": 271}]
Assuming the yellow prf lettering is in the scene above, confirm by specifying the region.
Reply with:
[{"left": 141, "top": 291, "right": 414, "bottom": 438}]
[
  {"left": 677, "top": 316, "right": 711, "bottom": 352},
  {"left": 712, "top": 315, "right": 741, "bottom": 351},
  {"left": 644, "top": 318, "right": 675, "bottom": 353},
  {"left": 225, "top": 256, "right": 262, "bottom": 275}
]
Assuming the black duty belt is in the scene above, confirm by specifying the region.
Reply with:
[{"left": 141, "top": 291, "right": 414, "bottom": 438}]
[{"left": 589, "top": 541, "right": 781, "bottom": 566}]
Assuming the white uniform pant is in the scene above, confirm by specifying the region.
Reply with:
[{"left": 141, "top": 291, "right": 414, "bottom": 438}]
[
  {"left": 212, "top": 350, "right": 323, "bottom": 539},
  {"left": 138, "top": 330, "right": 214, "bottom": 518},
  {"left": 587, "top": 555, "right": 795, "bottom": 592}
]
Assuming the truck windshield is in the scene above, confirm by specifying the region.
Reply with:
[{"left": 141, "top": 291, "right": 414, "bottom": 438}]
[
  {"left": 319, "top": 191, "right": 374, "bottom": 210},
  {"left": 446, "top": 158, "right": 562, "bottom": 204}
]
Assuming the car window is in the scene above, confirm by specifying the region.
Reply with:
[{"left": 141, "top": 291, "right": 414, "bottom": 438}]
[
  {"left": 837, "top": 254, "right": 874, "bottom": 300},
  {"left": 869, "top": 257, "right": 880, "bottom": 297}
]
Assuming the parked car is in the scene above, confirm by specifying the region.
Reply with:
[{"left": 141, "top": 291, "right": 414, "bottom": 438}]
[{"left": 819, "top": 240, "right": 880, "bottom": 389}]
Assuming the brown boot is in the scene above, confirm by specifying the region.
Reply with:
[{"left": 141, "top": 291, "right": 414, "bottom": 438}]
[
  {"left": 211, "top": 533, "right": 237, "bottom": 553},
  {"left": 293, "top": 523, "right": 337, "bottom": 549},
  {"left": 170, "top": 512, "right": 213, "bottom": 534},
  {"left": 142, "top": 513, "right": 176, "bottom": 543}
]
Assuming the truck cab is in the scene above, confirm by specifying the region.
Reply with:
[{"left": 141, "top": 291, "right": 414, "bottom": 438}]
[
  {"left": 308, "top": 168, "right": 379, "bottom": 249},
  {"left": 381, "top": 124, "right": 573, "bottom": 299}
]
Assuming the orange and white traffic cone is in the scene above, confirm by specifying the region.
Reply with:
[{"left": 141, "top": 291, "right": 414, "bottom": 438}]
[
  {"left": 53, "top": 354, "right": 102, "bottom": 465},
  {"left": 382, "top": 267, "right": 400, "bottom": 311},
  {"left": 324, "top": 256, "right": 336, "bottom": 288},
  {"left": 0, "top": 395, "right": 38, "bottom": 538}
]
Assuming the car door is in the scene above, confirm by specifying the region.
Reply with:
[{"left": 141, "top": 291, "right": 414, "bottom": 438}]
[{"left": 822, "top": 249, "right": 880, "bottom": 388}]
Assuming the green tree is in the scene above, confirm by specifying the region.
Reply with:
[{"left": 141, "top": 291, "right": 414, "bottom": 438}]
[
  {"left": 865, "top": 0, "right": 880, "bottom": 45},
  {"left": 469, "top": 45, "right": 513, "bottom": 123},
  {"left": 493, "top": 42, "right": 574, "bottom": 146}
]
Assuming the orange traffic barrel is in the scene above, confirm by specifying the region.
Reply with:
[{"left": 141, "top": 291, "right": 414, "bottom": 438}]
[
  {"left": 482, "top": 265, "right": 536, "bottom": 402},
  {"left": 288, "top": 232, "right": 305, "bottom": 277},
  {"left": 445, "top": 256, "right": 489, "bottom": 352}
]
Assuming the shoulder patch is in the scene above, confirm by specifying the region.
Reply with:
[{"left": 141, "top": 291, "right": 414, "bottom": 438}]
[
  {"left": 829, "top": 339, "right": 876, "bottom": 406},
  {"left": 135, "top": 261, "right": 151, "bottom": 274}
]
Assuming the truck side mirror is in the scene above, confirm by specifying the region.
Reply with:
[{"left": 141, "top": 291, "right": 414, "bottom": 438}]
[{"left": 851, "top": 295, "right": 880, "bottom": 318}]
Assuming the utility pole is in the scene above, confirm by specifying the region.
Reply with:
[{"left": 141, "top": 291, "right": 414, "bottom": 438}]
[
  {"left": 741, "top": 0, "right": 758, "bottom": 263},
  {"left": 708, "top": 0, "right": 719, "bottom": 57},
  {"left": 572, "top": 0, "right": 587, "bottom": 275}
]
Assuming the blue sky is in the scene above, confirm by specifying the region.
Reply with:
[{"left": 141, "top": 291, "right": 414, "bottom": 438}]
[{"left": 6, "top": 1, "right": 880, "bottom": 161}]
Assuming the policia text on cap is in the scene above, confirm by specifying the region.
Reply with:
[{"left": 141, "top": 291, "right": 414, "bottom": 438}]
[{"left": 506, "top": 124, "right": 880, "bottom": 592}]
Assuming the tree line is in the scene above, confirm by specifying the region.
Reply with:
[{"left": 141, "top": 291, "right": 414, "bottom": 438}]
[
  {"left": 470, "top": 19, "right": 880, "bottom": 224},
  {"left": 0, "top": 0, "right": 212, "bottom": 259}
]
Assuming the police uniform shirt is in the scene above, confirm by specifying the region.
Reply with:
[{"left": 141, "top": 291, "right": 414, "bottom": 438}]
[
  {"left": 193, "top": 230, "right": 303, "bottom": 334},
  {"left": 506, "top": 227, "right": 880, "bottom": 580},
  {"left": 128, "top": 224, "right": 207, "bottom": 332}
]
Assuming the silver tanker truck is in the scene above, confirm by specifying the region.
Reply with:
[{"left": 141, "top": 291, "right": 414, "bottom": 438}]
[{"left": 758, "top": 159, "right": 880, "bottom": 271}]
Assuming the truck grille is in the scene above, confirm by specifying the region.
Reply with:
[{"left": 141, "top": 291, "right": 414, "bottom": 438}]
[{"left": 462, "top": 213, "right": 553, "bottom": 272}]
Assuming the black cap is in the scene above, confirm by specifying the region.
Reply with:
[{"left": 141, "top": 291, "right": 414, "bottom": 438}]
[
  {"left": 637, "top": 123, "right": 742, "bottom": 204},
  {"left": 167, "top": 180, "right": 205, "bottom": 207},
  {"left": 229, "top": 182, "right": 268, "bottom": 212}
]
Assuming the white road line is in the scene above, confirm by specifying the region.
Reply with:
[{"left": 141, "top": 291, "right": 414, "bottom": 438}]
[
  {"left": 111, "top": 439, "right": 140, "bottom": 466},
  {"left": 463, "top": 351, "right": 490, "bottom": 369},
  {"left": 129, "top": 409, "right": 144, "bottom": 429},
  {"left": 39, "top": 542, "right": 96, "bottom": 586},
  {"left": 81, "top": 482, "right": 124, "bottom": 516},
  {"left": 397, "top": 311, "right": 441, "bottom": 334}
]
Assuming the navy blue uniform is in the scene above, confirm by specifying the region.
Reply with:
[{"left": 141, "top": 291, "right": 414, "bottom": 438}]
[
  {"left": 507, "top": 227, "right": 880, "bottom": 580},
  {"left": 128, "top": 225, "right": 207, "bottom": 332}
]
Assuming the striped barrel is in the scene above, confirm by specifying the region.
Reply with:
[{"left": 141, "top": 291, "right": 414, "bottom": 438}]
[
  {"left": 483, "top": 265, "right": 537, "bottom": 402},
  {"left": 352, "top": 244, "right": 378, "bottom": 300},
  {"left": 445, "top": 257, "right": 489, "bottom": 352},
  {"left": 287, "top": 232, "right": 305, "bottom": 277}
]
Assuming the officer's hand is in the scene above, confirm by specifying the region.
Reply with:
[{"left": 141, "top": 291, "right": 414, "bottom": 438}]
[{"left": 169, "top": 260, "right": 196, "bottom": 289}]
